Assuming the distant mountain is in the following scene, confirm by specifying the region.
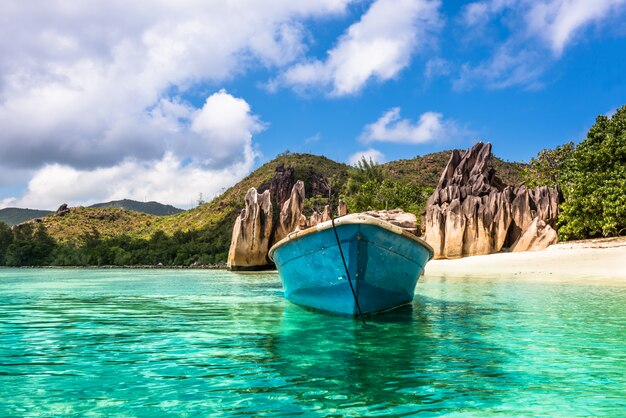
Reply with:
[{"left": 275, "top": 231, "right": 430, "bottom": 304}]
[
  {"left": 0, "top": 208, "right": 53, "bottom": 226},
  {"left": 0, "top": 199, "right": 183, "bottom": 227},
  {"left": 89, "top": 199, "right": 183, "bottom": 216}
]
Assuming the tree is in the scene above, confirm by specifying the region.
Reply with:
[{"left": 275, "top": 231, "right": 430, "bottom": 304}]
[
  {"left": 4, "top": 223, "right": 56, "bottom": 266},
  {"left": 342, "top": 158, "right": 430, "bottom": 228},
  {"left": 558, "top": 106, "right": 626, "bottom": 240},
  {"left": 523, "top": 141, "right": 574, "bottom": 188},
  {"left": 345, "top": 157, "right": 385, "bottom": 195},
  {"left": 0, "top": 222, "right": 13, "bottom": 265}
]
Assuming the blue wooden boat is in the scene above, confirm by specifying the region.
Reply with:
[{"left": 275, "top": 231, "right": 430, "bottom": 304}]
[{"left": 268, "top": 213, "right": 434, "bottom": 316}]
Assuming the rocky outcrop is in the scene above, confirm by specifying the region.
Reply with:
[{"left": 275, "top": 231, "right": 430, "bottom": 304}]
[
  {"left": 228, "top": 169, "right": 351, "bottom": 269},
  {"left": 227, "top": 188, "right": 273, "bottom": 271},
  {"left": 365, "top": 209, "right": 419, "bottom": 235},
  {"left": 510, "top": 218, "right": 558, "bottom": 252},
  {"left": 259, "top": 163, "right": 295, "bottom": 211},
  {"left": 275, "top": 180, "right": 306, "bottom": 243},
  {"left": 56, "top": 203, "right": 70, "bottom": 216},
  {"left": 422, "top": 142, "right": 562, "bottom": 259},
  {"left": 228, "top": 179, "right": 313, "bottom": 270}
]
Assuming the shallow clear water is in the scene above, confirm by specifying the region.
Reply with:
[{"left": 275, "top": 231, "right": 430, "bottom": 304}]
[{"left": 1, "top": 269, "right": 625, "bottom": 417}]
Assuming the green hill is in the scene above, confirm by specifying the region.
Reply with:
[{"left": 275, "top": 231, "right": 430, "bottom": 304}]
[
  {"left": 33, "top": 153, "right": 350, "bottom": 244},
  {"left": 89, "top": 199, "right": 183, "bottom": 216},
  {"left": 1, "top": 200, "right": 182, "bottom": 228},
  {"left": 6, "top": 150, "right": 525, "bottom": 266},
  {"left": 0, "top": 208, "right": 53, "bottom": 226}
]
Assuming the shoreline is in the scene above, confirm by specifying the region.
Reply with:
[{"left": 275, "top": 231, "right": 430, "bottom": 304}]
[
  {"left": 423, "top": 236, "right": 626, "bottom": 282},
  {"left": 0, "top": 264, "right": 227, "bottom": 270},
  {"left": 2, "top": 237, "right": 624, "bottom": 281}
]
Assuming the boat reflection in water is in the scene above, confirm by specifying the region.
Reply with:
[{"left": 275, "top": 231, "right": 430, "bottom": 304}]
[
  {"left": 269, "top": 214, "right": 434, "bottom": 316},
  {"left": 260, "top": 296, "right": 511, "bottom": 416}
]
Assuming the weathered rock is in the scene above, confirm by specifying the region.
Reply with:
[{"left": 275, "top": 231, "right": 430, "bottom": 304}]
[
  {"left": 322, "top": 205, "right": 331, "bottom": 222},
  {"left": 423, "top": 204, "right": 446, "bottom": 255},
  {"left": 305, "top": 166, "right": 331, "bottom": 198},
  {"left": 423, "top": 142, "right": 563, "bottom": 259},
  {"left": 229, "top": 165, "right": 345, "bottom": 270},
  {"left": 227, "top": 188, "right": 273, "bottom": 270},
  {"left": 56, "top": 203, "right": 70, "bottom": 216},
  {"left": 275, "top": 181, "right": 306, "bottom": 243},
  {"left": 510, "top": 218, "right": 558, "bottom": 252},
  {"left": 309, "top": 210, "right": 322, "bottom": 226},
  {"left": 338, "top": 200, "right": 347, "bottom": 216},
  {"left": 258, "top": 164, "right": 295, "bottom": 210},
  {"left": 443, "top": 199, "right": 465, "bottom": 258},
  {"left": 365, "top": 209, "right": 419, "bottom": 235}
]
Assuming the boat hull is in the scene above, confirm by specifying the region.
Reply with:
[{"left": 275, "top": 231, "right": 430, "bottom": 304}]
[{"left": 269, "top": 215, "right": 433, "bottom": 316}]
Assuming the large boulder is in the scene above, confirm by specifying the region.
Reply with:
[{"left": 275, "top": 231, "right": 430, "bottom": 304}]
[
  {"left": 227, "top": 188, "right": 273, "bottom": 271},
  {"left": 56, "top": 203, "right": 70, "bottom": 216},
  {"left": 422, "top": 142, "right": 562, "bottom": 259},
  {"left": 510, "top": 218, "right": 558, "bottom": 252},
  {"left": 274, "top": 180, "right": 306, "bottom": 243}
]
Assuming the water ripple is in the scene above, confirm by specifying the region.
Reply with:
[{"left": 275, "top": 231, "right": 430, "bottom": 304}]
[{"left": 1, "top": 269, "right": 625, "bottom": 416}]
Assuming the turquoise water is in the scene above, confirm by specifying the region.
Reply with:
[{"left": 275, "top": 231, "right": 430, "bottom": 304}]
[{"left": 1, "top": 269, "right": 625, "bottom": 416}]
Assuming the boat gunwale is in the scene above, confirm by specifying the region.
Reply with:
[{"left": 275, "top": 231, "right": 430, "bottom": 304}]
[{"left": 268, "top": 213, "right": 435, "bottom": 262}]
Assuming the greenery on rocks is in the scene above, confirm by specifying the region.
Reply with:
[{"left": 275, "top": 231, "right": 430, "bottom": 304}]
[
  {"left": 558, "top": 106, "right": 626, "bottom": 240},
  {"left": 522, "top": 141, "right": 575, "bottom": 188},
  {"left": 343, "top": 158, "right": 432, "bottom": 226}
]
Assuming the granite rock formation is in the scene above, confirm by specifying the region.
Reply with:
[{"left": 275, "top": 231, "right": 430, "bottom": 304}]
[
  {"left": 56, "top": 203, "right": 70, "bottom": 216},
  {"left": 422, "top": 142, "right": 562, "bottom": 259},
  {"left": 227, "top": 188, "right": 273, "bottom": 271},
  {"left": 258, "top": 163, "right": 295, "bottom": 212},
  {"left": 228, "top": 167, "right": 349, "bottom": 269},
  {"left": 275, "top": 180, "right": 306, "bottom": 243},
  {"left": 228, "top": 179, "right": 311, "bottom": 270}
]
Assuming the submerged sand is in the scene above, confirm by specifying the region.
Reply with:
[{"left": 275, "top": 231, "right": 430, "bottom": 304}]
[{"left": 423, "top": 236, "right": 626, "bottom": 282}]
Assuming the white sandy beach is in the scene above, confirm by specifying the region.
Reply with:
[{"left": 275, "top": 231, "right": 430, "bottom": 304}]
[{"left": 423, "top": 237, "right": 626, "bottom": 282}]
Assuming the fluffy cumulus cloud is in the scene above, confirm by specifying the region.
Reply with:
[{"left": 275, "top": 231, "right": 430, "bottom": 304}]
[
  {"left": 360, "top": 107, "right": 462, "bottom": 144},
  {"left": 6, "top": 89, "right": 263, "bottom": 209},
  {"left": 0, "top": 0, "right": 355, "bottom": 208},
  {"left": 276, "top": 0, "right": 442, "bottom": 96},
  {"left": 10, "top": 153, "right": 258, "bottom": 210},
  {"left": 348, "top": 148, "right": 385, "bottom": 165},
  {"left": 456, "top": 0, "right": 626, "bottom": 89}
]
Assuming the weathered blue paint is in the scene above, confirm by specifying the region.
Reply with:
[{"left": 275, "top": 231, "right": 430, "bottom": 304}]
[{"left": 269, "top": 217, "right": 433, "bottom": 316}]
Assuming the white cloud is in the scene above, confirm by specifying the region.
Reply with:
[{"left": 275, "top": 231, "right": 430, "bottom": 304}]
[
  {"left": 0, "top": 1, "right": 355, "bottom": 168},
  {"left": 304, "top": 133, "right": 322, "bottom": 144},
  {"left": 454, "top": 45, "right": 546, "bottom": 90},
  {"left": 461, "top": 0, "right": 518, "bottom": 27},
  {"left": 277, "top": 0, "right": 442, "bottom": 95},
  {"left": 4, "top": 89, "right": 263, "bottom": 209},
  {"left": 457, "top": 0, "right": 626, "bottom": 89},
  {"left": 11, "top": 151, "right": 257, "bottom": 210},
  {"left": 348, "top": 148, "right": 385, "bottom": 165},
  {"left": 0, "top": 1, "right": 357, "bottom": 206},
  {"left": 360, "top": 107, "right": 462, "bottom": 144},
  {"left": 526, "top": 0, "right": 626, "bottom": 56},
  {"left": 424, "top": 57, "right": 451, "bottom": 82}
]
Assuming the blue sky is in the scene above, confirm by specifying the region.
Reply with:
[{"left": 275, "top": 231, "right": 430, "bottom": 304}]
[{"left": 1, "top": 0, "right": 625, "bottom": 209}]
